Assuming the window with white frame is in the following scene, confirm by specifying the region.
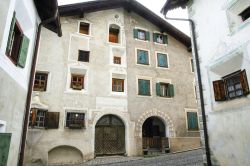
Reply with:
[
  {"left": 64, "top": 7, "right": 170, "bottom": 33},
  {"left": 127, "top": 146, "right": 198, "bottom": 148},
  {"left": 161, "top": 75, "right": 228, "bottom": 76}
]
[
  {"left": 137, "top": 49, "right": 149, "bottom": 65},
  {"left": 157, "top": 53, "right": 168, "bottom": 68},
  {"left": 79, "top": 22, "right": 90, "bottom": 35},
  {"left": 138, "top": 79, "right": 151, "bottom": 96},
  {"left": 133, "top": 28, "right": 150, "bottom": 41}
]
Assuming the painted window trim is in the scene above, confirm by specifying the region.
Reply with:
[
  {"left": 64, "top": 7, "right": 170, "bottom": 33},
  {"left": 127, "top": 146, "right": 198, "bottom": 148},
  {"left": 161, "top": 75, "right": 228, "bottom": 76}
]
[
  {"left": 110, "top": 72, "right": 127, "bottom": 96},
  {"left": 136, "top": 75, "right": 153, "bottom": 98},
  {"left": 77, "top": 20, "right": 92, "bottom": 37},
  {"left": 155, "top": 51, "right": 170, "bottom": 69},
  {"left": 156, "top": 78, "right": 173, "bottom": 100},
  {"left": 184, "top": 108, "right": 200, "bottom": 132},
  {"left": 135, "top": 47, "right": 151, "bottom": 67}
]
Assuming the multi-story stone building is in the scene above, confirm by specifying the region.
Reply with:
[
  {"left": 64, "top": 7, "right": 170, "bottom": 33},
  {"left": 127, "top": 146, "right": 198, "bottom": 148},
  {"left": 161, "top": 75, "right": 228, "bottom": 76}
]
[
  {"left": 162, "top": 0, "right": 250, "bottom": 165},
  {"left": 25, "top": 0, "right": 200, "bottom": 165}
]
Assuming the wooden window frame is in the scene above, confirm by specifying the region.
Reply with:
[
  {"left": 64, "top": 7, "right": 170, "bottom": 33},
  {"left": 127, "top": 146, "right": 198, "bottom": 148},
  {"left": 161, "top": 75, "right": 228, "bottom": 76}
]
[
  {"left": 29, "top": 109, "right": 47, "bottom": 128},
  {"left": 79, "top": 22, "right": 90, "bottom": 35},
  {"left": 78, "top": 50, "right": 90, "bottom": 62},
  {"left": 113, "top": 56, "right": 121, "bottom": 65},
  {"left": 112, "top": 78, "right": 124, "bottom": 92},
  {"left": 33, "top": 72, "right": 48, "bottom": 91},
  {"left": 66, "top": 112, "right": 85, "bottom": 129},
  {"left": 109, "top": 27, "right": 119, "bottom": 43},
  {"left": 71, "top": 74, "right": 84, "bottom": 90}
]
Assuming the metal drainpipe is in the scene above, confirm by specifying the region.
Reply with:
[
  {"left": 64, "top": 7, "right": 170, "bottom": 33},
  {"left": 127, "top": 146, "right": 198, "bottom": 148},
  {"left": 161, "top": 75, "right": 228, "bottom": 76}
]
[
  {"left": 18, "top": 11, "right": 60, "bottom": 166},
  {"left": 163, "top": 16, "right": 212, "bottom": 166}
]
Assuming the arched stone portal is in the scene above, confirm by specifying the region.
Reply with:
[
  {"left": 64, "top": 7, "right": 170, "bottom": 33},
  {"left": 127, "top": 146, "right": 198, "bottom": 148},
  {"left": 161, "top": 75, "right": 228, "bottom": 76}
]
[{"left": 95, "top": 114, "right": 125, "bottom": 156}]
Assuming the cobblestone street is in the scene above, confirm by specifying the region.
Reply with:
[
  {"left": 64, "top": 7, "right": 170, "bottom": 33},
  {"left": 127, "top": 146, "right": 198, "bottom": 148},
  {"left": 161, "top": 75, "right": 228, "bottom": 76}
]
[{"left": 82, "top": 149, "right": 203, "bottom": 166}]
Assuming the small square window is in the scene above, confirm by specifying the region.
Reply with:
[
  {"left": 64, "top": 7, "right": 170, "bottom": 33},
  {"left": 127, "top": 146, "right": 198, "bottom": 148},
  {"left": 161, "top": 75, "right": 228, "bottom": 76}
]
[
  {"left": 156, "top": 34, "right": 163, "bottom": 44},
  {"left": 138, "top": 30, "right": 146, "bottom": 40},
  {"left": 156, "top": 82, "right": 174, "bottom": 98},
  {"left": 187, "top": 112, "right": 199, "bottom": 131},
  {"left": 112, "top": 78, "right": 124, "bottom": 92},
  {"left": 138, "top": 79, "right": 151, "bottom": 96},
  {"left": 113, "top": 56, "right": 121, "bottom": 64},
  {"left": 29, "top": 109, "right": 46, "bottom": 128},
  {"left": 79, "top": 22, "right": 90, "bottom": 35},
  {"left": 71, "top": 74, "right": 84, "bottom": 90},
  {"left": 157, "top": 53, "right": 168, "bottom": 68},
  {"left": 137, "top": 50, "right": 149, "bottom": 65},
  {"left": 33, "top": 72, "right": 48, "bottom": 91},
  {"left": 153, "top": 33, "right": 168, "bottom": 44},
  {"left": 78, "top": 50, "right": 89, "bottom": 62},
  {"left": 239, "top": 6, "right": 250, "bottom": 22},
  {"left": 66, "top": 112, "right": 85, "bottom": 129}
]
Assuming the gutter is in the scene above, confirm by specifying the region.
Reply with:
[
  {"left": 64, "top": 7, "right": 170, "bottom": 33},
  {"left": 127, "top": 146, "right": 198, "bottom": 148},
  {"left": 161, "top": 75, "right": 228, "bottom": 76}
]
[
  {"left": 163, "top": 16, "right": 212, "bottom": 166},
  {"left": 18, "top": 11, "right": 60, "bottom": 166}
]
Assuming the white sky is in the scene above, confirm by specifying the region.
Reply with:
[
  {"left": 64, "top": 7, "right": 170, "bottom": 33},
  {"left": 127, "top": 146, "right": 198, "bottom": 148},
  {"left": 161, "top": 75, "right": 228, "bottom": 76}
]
[{"left": 58, "top": 0, "right": 190, "bottom": 36}]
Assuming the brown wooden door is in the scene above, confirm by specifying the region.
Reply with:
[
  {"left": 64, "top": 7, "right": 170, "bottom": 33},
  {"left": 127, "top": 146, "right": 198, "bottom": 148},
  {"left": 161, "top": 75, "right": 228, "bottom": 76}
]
[{"left": 95, "top": 115, "right": 125, "bottom": 155}]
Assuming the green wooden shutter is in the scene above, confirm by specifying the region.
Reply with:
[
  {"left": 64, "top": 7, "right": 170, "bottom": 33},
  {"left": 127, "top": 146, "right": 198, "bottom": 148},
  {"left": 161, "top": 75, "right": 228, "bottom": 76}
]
[
  {"left": 17, "top": 35, "right": 30, "bottom": 68},
  {"left": 168, "top": 84, "right": 174, "bottom": 97},
  {"left": 187, "top": 112, "right": 198, "bottom": 130},
  {"left": 157, "top": 53, "right": 168, "bottom": 67},
  {"left": 146, "top": 31, "right": 150, "bottom": 41},
  {"left": 138, "top": 50, "right": 148, "bottom": 65},
  {"left": 156, "top": 83, "right": 161, "bottom": 96},
  {"left": 45, "top": 112, "right": 60, "bottom": 129},
  {"left": 145, "top": 80, "right": 150, "bottom": 95},
  {"left": 6, "top": 12, "right": 16, "bottom": 55},
  {"left": 139, "top": 79, "right": 150, "bottom": 95},
  {"left": 153, "top": 33, "right": 157, "bottom": 42},
  {"left": 163, "top": 35, "right": 168, "bottom": 44},
  {"left": 133, "top": 29, "right": 138, "bottom": 38},
  {"left": 0, "top": 133, "right": 11, "bottom": 166}
]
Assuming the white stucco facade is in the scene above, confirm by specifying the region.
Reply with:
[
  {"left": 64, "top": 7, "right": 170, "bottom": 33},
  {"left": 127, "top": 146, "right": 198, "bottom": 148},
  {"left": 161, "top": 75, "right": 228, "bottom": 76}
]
[{"left": 187, "top": 0, "right": 250, "bottom": 165}]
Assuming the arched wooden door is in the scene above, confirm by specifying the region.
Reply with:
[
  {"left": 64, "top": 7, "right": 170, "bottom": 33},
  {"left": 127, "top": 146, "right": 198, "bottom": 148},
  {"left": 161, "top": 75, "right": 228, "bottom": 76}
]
[{"left": 95, "top": 115, "right": 125, "bottom": 156}]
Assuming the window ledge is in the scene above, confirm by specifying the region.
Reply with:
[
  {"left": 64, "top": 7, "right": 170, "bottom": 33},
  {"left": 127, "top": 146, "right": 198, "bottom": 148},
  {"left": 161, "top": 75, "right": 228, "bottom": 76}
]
[
  {"left": 110, "top": 64, "right": 127, "bottom": 68},
  {"left": 156, "top": 66, "right": 170, "bottom": 70},
  {"left": 154, "top": 42, "right": 168, "bottom": 46},
  {"left": 187, "top": 130, "right": 200, "bottom": 133},
  {"left": 107, "top": 42, "right": 123, "bottom": 46},
  {"left": 68, "top": 60, "right": 90, "bottom": 65},
  {"left": 137, "top": 95, "right": 152, "bottom": 98},
  {"left": 135, "top": 38, "right": 149, "bottom": 43},
  {"left": 156, "top": 96, "right": 173, "bottom": 100},
  {"left": 76, "top": 32, "right": 92, "bottom": 38},
  {"left": 110, "top": 92, "right": 127, "bottom": 96},
  {"left": 64, "top": 89, "right": 88, "bottom": 95},
  {"left": 136, "top": 63, "right": 151, "bottom": 67}
]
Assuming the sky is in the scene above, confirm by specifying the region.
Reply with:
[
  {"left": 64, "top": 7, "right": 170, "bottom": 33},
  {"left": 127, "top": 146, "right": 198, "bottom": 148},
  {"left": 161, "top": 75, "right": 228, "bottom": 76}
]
[{"left": 58, "top": 0, "right": 190, "bottom": 36}]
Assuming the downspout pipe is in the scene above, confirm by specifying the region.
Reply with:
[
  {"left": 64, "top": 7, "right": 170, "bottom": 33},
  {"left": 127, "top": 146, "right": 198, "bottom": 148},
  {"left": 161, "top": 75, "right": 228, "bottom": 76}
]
[
  {"left": 18, "top": 11, "right": 60, "bottom": 166},
  {"left": 164, "top": 16, "right": 212, "bottom": 166}
]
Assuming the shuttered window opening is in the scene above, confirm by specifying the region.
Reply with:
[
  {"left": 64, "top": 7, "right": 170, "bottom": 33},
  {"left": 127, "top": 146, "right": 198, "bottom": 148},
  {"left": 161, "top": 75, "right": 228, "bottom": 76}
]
[
  {"left": 239, "top": 6, "right": 250, "bottom": 22},
  {"left": 6, "top": 12, "right": 29, "bottom": 68},
  {"left": 113, "top": 56, "right": 121, "bottom": 64},
  {"left": 138, "top": 79, "right": 151, "bottom": 96},
  {"left": 78, "top": 50, "right": 89, "bottom": 62},
  {"left": 71, "top": 74, "right": 84, "bottom": 90},
  {"left": 29, "top": 109, "right": 59, "bottom": 129},
  {"left": 137, "top": 49, "right": 149, "bottom": 65},
  {"left": 156, "top": 83, "right": 174, "bottom": 97},
  {"left": 187, "top": 112, "right": 199, "bottom": 131},
  {"left": 112, "top": 78, "right": 124, "bottom": 92},
  {"left": 79, "top": 22, "right": 90, "bottom": 35},
  {"left": 153, "top": 33, "right": 168, "bottom": 44},
  {"left": 213, "top": 70, "right": 249, "bottom": 101},
  {"left": 66, "top": 112, "right": 85, "bottom": 129},
  {"left": 157, "top": 53, "right": 168, "bottom": 68},
  {"left": 133, "top": 28, "right": 150, "bottom": 41},
  {"left": 33, "top": 72, "right": 48, "bottom": 91}
]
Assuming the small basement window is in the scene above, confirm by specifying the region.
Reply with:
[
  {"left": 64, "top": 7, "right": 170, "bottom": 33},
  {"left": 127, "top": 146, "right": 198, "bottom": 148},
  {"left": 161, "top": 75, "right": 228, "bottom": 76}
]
[
  {"left": 109, "top": 24, "right": 120, "bottom": 43},
  {"left": 213, "top": 69, "right": 249, "bottom": 101},
  {"left": 239, "top": 6, "right": 250, "bottom": 21},
  {"left": 78, "top": 50, "right": 89, "bottom": 62},
  {"left": 112, "top": 78, "right": 124, "bottom": 92},
  {"left": 66, "top": 112, "right": 85, "bottom": 129},
  {"left": 33, "top": 72, "right": 48, "bottom": 91},
  {"left": 79, "top": 22, "right": 90, "bottom": 35},
  {"left": 71, "top": 74, "right": 84, "bottom": 90},
  {"left": 113, "top": 56, "right": 121, "bottom": 64}
]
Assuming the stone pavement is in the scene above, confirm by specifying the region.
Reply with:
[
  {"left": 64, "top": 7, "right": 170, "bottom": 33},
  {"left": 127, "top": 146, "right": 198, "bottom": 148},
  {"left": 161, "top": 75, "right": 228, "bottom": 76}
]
[{"left": 80, "top": 149, "right": 203, "bottom": 166}]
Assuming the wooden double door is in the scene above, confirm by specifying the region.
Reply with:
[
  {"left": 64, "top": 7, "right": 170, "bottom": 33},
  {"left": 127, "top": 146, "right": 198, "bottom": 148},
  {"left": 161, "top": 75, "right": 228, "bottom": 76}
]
[{"left": 95, "top": 115, "right": 125, "bottom": 156}]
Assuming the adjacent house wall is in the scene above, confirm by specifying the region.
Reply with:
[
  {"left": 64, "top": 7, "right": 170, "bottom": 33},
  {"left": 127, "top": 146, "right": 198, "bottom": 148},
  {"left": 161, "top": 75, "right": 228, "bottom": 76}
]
[{"left": 188, "top": 0, "right": 250, "bottom": 165}]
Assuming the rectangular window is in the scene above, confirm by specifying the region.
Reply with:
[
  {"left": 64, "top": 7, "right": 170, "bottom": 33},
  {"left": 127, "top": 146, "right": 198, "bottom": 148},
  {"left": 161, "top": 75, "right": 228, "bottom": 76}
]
[
  {"left": 213, "top": 70, "right": 249, "bottom": 101},
  {"left": 137, "top": 49, "right": 149, "bottom": 65},
  {"left": 187, "top": 112, "right": 199, "bottom": 131},
  {"left": 157, "top": 53, "right": 168, "bottom": 68},
  {"left": 33, "top": 72, "right": 48, "bottom": 91},
  {"left": 239, "top": 6, "right": 250, "bottom": 21},
  {"left": 6, "top": 12, "right": 30, "bottom": 68},
  {"left": 79, "top": 22, "right": 89, "bottom": 35},
  {"left": 133, "top": 28, "right": 150, "bottom": 41},
  {"left": 29, "top": 109, "right": 46, "bottom": 128},
  {"left": 138, "top": 79, "right": 151, "bottom": 96},
  {"left": 109, "top": 28, "right": 119, "bottom": 43},
  {"left": 113, "top": 56, "right": 121, "bottom": 64},
  {"left": 153, "top": 33, "right": 168, "bottom": 44},
  {"left": 78, "top": 50, "right": 89, "bottom": 62},
  {"left": 191, "top": 58, "right": 194, "bottom": 72},
  {"left": 112, "top": 78, "right": 124, "bottom": 92},
  {"left": 71, "top": 74, "right": 84, "bottom": 90},
  {"left": 156, "top": 82, "right": 174, "bottom": 97},
  {"left": 66, "top": 112, "right": 85, "bottom": 129}
]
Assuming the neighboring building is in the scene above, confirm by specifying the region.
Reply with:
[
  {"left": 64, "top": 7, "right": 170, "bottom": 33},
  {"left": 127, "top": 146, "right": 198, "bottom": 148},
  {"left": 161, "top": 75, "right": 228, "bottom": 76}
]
[
  {"left": 24, "top": 0, "right": 199, "bottom": 165},
  {"left": 0, "top": 0, "right": 61, "bottom": 166},
  {"left": 162, "top": 0, "right": 250, "bottom": 165}
]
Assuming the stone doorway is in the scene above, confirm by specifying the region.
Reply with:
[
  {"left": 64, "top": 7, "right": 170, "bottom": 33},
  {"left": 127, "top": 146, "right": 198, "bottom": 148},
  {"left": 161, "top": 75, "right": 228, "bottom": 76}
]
[{"left": 95, "top": 114, "right": 125, "bottom": 156}]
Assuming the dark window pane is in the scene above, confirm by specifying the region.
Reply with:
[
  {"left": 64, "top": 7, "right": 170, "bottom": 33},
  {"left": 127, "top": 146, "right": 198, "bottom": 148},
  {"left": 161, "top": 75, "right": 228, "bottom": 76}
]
[
  {"left": 239, "top": 6, "right": 250, "bottom": 21},
  {"left": 78, "top": 50, "right": 89, "bottom": 62},
  {"left": 79, "top": 22, "right": 89, "bottom": 35}
]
